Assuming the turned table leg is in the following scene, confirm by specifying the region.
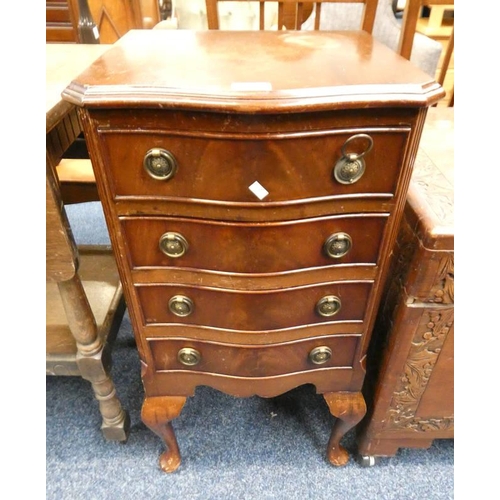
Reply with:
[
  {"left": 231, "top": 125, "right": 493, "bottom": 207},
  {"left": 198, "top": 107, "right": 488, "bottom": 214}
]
[
  {"left": 323, "top": 391, "right": 366, "bottom": 466},
  {"left": 141, "top": 395, "right": 187, "bottom": 473},
  {"left": 58, "top": 275, "right": 130, "bottom": 441}
]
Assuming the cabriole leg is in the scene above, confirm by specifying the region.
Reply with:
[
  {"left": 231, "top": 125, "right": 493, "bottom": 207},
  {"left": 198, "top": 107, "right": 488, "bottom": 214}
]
[
  {"left": 323, "top": 391, "right": 367, "bottom": 466},
  {"left": 141, "top": 395, "right": 187, "bottom": 473}
]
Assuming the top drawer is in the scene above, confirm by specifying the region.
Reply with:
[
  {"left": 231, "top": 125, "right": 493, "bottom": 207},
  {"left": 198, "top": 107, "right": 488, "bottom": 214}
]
[{"left": 97, "top": 127, "right": 410, "bottom": 204}]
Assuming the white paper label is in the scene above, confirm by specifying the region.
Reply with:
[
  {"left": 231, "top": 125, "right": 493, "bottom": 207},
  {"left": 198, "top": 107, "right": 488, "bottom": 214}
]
[{"left": 249, "top": 181, "right": 269, "bottom": 200}]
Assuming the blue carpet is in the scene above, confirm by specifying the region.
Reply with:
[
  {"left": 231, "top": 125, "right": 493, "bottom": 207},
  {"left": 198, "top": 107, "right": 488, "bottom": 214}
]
[{"left": 47, "top": 202, "right": 454, "bottom": 499}]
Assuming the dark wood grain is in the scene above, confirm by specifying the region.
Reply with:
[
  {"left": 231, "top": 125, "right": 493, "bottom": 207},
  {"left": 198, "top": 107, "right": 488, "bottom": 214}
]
[
  {"left": 141, "top": 361, "right": 358, "bottom": 398},
  {"left": 130, "top": 264, "right": 378, "bottom": 294},
  {"left": 141, "top": 321, "right": 364, "bottom": 344},
  {"left": 137, "top": 281, "right": 372, "bottom": 330},
  {"left": 149, "top": 335, "right": 358, "bottom": 377},
  {"left": 114, "top": 197, "right": 395, "bottom": 222},
  {"left": 63, "top": 30, "right": 444, "bottom": 110},
  {"left": 98, "top": 125, "right": 410, "bottom": 202},
  {"left": 68, "top": 30, "right": 443, "bottom": 470},
  {"left": 121, "top": 215, "right": 388, "bottom": 273}
]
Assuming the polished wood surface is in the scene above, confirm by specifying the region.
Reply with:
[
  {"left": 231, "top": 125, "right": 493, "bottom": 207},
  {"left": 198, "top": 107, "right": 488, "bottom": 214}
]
[
  {"left": 357, "top": 107, "right": 453, "bottom": 460},
  {"left": 97, "top": 114, "right": 410, "bottom": 201},
  {"left": 137, "top": 281, "right": 372, "bottom": 330},
  {"left": 141, "top": 396, "right": 186, "bottom": 473},
  {"left": 325, "top": 391, "right": 366, "bottom": 465},
  {"left": 63, "top": 30, "right": 443, "bottom": 110},
  {"left": 149, "top": 336, "right": 358, "bottom": 376},
  {"left": 66, "top": 30, "right": 443, "bottom": 470},
  {"left": 121, "top": 215, "right": 387, "bottom": 271}
]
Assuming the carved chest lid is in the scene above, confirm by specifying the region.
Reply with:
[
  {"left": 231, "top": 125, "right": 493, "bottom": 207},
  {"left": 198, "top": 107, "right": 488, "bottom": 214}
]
[
  {"left": 407, "top": 108, "right": 454, "bottom": 252},
  {"left": 62, "top": 30, "right": 444, "bottom": 112}
]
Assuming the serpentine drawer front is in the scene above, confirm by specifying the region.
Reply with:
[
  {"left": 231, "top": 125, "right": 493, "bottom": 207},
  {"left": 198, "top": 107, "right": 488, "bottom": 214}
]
[
  {"left": 136, "top": 281, "right": 373, "bottom": 330},
  {"left": 98, "top": 124, "right": 410, "bottom": 201},
  {"left": 121, "top": 215, "right": 388, "bottom": 272},
  {"left": 148, "top": 336, "right": 359, "bottom": 377},
  {"left": 63, "top": 30, "right": 443, "bottom": 472}
]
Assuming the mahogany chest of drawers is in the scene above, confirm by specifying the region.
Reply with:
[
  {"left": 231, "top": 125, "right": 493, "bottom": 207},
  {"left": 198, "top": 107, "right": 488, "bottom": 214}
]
[{"left": 63, "top": 29, "right": 443, "bottom": 471}]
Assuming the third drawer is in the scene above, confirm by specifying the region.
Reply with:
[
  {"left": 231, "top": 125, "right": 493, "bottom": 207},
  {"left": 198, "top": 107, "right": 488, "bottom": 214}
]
[{"left": 135, "top": 281, "right": 372, "bottom": 331}]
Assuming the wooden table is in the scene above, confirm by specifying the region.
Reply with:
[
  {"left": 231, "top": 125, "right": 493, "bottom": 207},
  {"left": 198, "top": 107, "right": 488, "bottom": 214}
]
[
  {"left": 46, "top": 43, "right": 130, "bottom": 441},
  {"left": 46, "top": 44, "right": 110, "bottom": 146}
]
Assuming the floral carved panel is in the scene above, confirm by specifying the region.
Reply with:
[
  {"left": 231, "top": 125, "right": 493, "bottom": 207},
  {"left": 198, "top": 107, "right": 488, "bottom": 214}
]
[{"left": 385, "top": 308, "right": 454, "bottom": 432}]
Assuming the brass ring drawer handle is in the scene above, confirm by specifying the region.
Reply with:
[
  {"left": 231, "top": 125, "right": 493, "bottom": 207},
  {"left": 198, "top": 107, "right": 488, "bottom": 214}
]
[
  {"left": 143, "top": 148, "right": 178, "bottom": 181},
  {"left": 333, "top": 134, "right": 373, "bottom": 185},
  {"left": 169, "top": 295, "right": 194, "bottom": 317},
  {"left": 159, "top": 232, "right": 189, "bottom": 258},
  {"left": 316, "top": 295, "right": 341, "bottom": 317},
  {"left": 309, "top": 346, "right": 333, "bottom": 365},
  {"left": 324, "top": 232, "right": 352, "bottom": 259},
  {"left": 177, "top": 347, "right": 201, "bottom": 366}
]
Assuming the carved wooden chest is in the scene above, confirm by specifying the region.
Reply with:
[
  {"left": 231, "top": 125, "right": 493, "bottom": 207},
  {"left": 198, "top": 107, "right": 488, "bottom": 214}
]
[
  {"left": 62, "top": 30, "right": 443, "bottom": 471},
  {"left": 357, "top": 108, "right": 454, "bottom": 463}
]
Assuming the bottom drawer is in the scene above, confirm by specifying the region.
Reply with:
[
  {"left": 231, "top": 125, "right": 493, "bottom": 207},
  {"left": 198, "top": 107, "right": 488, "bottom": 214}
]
[{"left": 149, "top": 336, "right": 358, "bottom": 377}]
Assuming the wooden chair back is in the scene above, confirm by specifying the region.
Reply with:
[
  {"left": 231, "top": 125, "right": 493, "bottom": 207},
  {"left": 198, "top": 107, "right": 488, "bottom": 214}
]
[
  {"left": 398, "top": 0, "right": 454, "bottom": 105},
  {"left": 206, "top": 0, "right": 379, "bottom": 31},
  {"left": 398, "top": 0, "right": 453, "bottom": 58}
]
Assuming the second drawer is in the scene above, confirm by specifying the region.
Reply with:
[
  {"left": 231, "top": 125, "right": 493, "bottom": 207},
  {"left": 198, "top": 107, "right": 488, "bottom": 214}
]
[{"left": 121, "top": 214, "right": 388, "bottom": 273}]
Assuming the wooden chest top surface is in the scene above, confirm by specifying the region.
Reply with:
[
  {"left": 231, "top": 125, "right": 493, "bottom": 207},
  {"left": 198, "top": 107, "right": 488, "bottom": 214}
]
[
  {"left": 407, "top": 108, "right": 454, "bottom": 251},
  {"left": 62, "top": 30, "right": 444, "bottom": 111}
]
